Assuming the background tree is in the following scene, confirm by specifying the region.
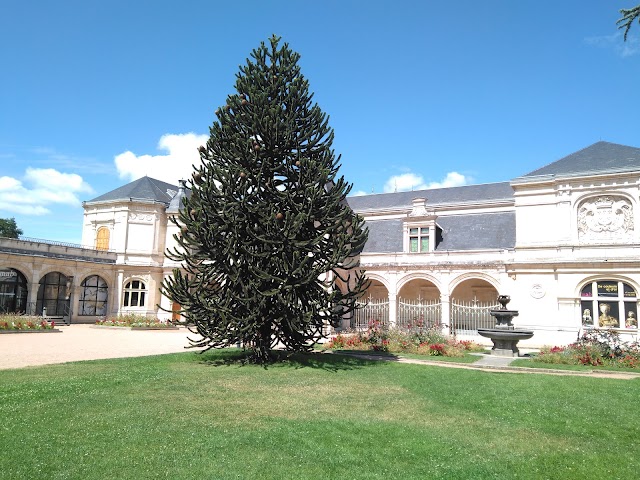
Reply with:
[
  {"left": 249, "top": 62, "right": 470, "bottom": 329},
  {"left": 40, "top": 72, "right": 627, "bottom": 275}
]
[
  {"left": 617, "top": 5, "right": 640, "bottom": 40},
  {"left": 163, "top": 35, "right": 368, "bottom": 364},
  {"left": 0, "top": 218, "right": 23, "bottom": 238}
]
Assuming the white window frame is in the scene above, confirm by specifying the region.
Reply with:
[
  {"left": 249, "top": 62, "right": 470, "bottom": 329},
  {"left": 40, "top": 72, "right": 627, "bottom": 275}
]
[
  {"left": 123, "top": 280, "right": 147, "bottom": 308},
  {"left": 580, "top": 279, "right": 638, "bottom": 330},
  {"left": 404, "top": 222, "right": 436, "bottom": 253}
]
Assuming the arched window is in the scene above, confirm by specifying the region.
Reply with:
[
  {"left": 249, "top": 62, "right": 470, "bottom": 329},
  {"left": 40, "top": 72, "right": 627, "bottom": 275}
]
[
  {"left": 123, "top": 280, "right": 147, "bottom": 307},
  {"left": 95, "top": 227, "right": 110, "bottom": 251},
  {"left": 580, "top": 280, "right": 637, "bottom": 329},
  {"left": 37, "top": 272, "right": 69, "bottom": 316},
  {"left": 79, "top": 275, "right": 108, "bottom": 316},
  {"left": 0, "top": 268, "right": 28, "bottom": 313}
]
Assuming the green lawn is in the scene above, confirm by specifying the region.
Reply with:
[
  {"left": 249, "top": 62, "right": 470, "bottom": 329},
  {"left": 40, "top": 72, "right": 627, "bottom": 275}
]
[{"left": 2, "top": 350, "right": 639, "bottom": 479}]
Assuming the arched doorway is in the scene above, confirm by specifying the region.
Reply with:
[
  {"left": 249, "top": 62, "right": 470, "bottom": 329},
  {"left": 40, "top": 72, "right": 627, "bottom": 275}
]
[
  {"left": 450, "top": 278, "right": 499, "bottom": 335},
  {"left": 37, "top": 272, "right": 70, "bottom": 316},
  {"left": 0, "top": 268, "right": 28, "bottom": 313},
  {"left": 397, "top": 278, "right": 441, "bottom": 328},
  {"left": 353, "top": 278, "right": 389, "bottom": 329}
]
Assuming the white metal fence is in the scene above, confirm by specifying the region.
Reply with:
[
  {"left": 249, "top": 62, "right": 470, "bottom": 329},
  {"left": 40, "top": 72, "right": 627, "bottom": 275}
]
[
  {"left": 397, "top": 298, "right": 442, "bottom": 329},
  {"left": 352, "top": 298, "right": 389, "bottom": 329},
  {"left": 449, "top": 300, "right": 498, "bottom": 336}
]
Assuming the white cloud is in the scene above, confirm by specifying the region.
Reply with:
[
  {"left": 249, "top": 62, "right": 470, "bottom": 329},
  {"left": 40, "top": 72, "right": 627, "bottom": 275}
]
[
  {"left": 383, "top": 171, "right": 471, "bottom": 193},
  {"left": 114, "top": 133, "right": 208, "bottom": 184},
  {"left": 425, "top": 171, "right": 471, "bottom": 189},
  {"left": 585, "top": 32, "right": 640, "bottom": 57},
  {"left": 350, "top": 190, "right": 368, "bottom": 197},
  {"left": 383, "top": 173, "right": 427, "bottom": 193},
  {"left": 0, "top": 169, "right": 93, "bottom": 216}
]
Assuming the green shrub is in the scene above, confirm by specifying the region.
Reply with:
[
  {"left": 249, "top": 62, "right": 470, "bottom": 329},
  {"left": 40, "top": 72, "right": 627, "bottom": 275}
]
[
  {"left": 324, "top": 324, "right": 483, "bottom": 358},
  {"left": 0, "top": 313, "right": 55, "bottom": 330},
  {"left": 532, "top": 329, "right": 640, "bottom": 368},
  {"left": 96, "top": 314, "right": 174, "bottom": 328}
]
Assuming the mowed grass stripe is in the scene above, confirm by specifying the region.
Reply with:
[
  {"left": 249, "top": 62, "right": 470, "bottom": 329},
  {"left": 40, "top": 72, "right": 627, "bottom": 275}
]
[{"left": 1, "top": 351, "right": 639, "bottom": 479}]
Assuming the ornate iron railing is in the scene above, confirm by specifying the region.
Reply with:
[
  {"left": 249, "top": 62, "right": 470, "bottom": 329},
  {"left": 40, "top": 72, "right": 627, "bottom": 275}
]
[
  {"left": 352, "top": 298, "right": 389, "bottom": 329},
  {"left": 449, "top": 300, "right": 499, "bottom": 336},
  {"left": 397, "top": 298, "right": 442, "bottom": 329}
]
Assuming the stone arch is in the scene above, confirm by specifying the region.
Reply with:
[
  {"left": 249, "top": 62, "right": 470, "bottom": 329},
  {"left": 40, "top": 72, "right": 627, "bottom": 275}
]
[
  {"left": 37, "top": 271, "right": 72, "bottom": 316},
  {"left": 574, "top": 274, "right": 640, "bottom": 298},
  {"left": 396, "top": 272, "right": 442, "bottom": 298},
  {"left": 397, "top": 273, "right": 442, "bottom": 301},
  {"left": 577, "top": 275, "right": 640, "bottom": 329},
  {"left": 449, "top": 272, "right": 500, "bottom": 303},
  {"left": 361, "top": 273, "right": 390, "bottom": 301},
  {"left": 0, "top": 267, "right": 29, "bottom": 313},
  {"left": 78, "top": 274, "right": 109, "bottom": 316}
]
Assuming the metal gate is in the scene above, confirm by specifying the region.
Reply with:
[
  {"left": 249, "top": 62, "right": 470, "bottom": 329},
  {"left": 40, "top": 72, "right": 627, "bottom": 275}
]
[
  {"left": 351, "top": 298, "right": 389, "bottom": 329},
  {"left": 397, "top": 298, "right": 441, "bottom": 329},
  {"left": 449, "top": 300, "right": 498, "bottom": 336}
]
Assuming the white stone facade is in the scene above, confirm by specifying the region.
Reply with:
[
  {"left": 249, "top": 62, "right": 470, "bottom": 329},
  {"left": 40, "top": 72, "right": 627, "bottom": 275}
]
[{"left": 1, "top": 142, "right": 639, "bottom": 349}]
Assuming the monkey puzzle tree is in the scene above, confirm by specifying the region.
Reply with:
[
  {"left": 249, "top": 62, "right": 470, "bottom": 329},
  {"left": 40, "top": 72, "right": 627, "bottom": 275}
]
[{"left": 162, "top": 35, "right": 368, "bottom": 364}]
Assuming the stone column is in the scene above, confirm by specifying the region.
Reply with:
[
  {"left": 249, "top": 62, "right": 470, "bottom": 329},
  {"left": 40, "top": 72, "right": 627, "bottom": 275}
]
[
  {"left": 28, "top": 266, "right": 42, "bottom": 315},
  {"left": 440, "top": 293, "right": 451, "bottom": 335},
  {"left": 116, "top": 269, "right": 124, "bottom": 316},
  {"left": 388, "top": 277, "right": 398, "bottom": 328}
]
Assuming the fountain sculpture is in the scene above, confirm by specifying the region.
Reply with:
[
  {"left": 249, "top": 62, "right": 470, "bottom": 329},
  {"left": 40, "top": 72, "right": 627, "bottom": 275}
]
[{"left": 477, "top": 295, "right": 534, "bottom": 357}]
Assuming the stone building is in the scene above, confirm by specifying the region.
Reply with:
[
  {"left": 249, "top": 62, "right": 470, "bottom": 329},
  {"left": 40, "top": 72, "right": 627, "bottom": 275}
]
[{"left": 1, "top": 141, "right": 639, "bottom": 347}]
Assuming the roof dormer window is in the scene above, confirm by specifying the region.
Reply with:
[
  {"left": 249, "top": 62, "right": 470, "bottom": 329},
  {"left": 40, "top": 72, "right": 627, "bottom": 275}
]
[
  {"left": 405, "top": 197, "right": 437, "bottom": 253},
  {"left": 409, "top": 227, "right": 430, "bottom": 252}
]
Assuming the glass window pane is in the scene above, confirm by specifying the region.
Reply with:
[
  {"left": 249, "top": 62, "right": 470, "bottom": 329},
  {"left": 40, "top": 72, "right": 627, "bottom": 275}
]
[
  {"left": 623, "top": 283, "right": 636, "bottom": 298},
  {"left": 597, "top": 301, "right": 619, "bottom": 327},
  {"left": 625, "top": 303, "right": 637, "bottom": 328},
  {"left": 581, "top": 283, "right": 593, "bottom": 297},
  {"left": 410, "top": 237, "right": 418, "bottom": 252},
  {"left": 409, "top": 228, "right": 418, "bottom": 235},
  {"left": 420, "top": 228, "right": 429, "bottom": 235},
  {"left": 581, "top": 301, "right": 594, "bottom": 326},
  {"left": 139, "top": 292, "right": 146, "bottom": 307},
  {"left": 421, "top": 237, "right": 429, "bottom": 252},
  {"left": 124, "top": 291, "right": 130, "bottom": 307},
  {"left": 131, "top": 292, "right": 139, "bottom": 306},
  {"left": 597, "top": 281, "right": 618, "bottom": 297}
]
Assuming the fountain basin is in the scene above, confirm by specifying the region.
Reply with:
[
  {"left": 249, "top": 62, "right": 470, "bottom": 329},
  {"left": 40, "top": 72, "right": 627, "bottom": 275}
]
[{"left": 478, "top": 328, "right": 534, "bottom": 357}]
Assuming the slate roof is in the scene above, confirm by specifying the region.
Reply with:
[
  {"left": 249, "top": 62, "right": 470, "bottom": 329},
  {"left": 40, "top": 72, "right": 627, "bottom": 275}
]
[
  {"left": 520, "top": 141, "right": 640, "bottom": 178},
  {"left": 86, "top": 176, "right": 180, "bottom": 205},
  {"left": 362, "top": 219, "right": 404, "bottom": 253},
  {"left": 347, "top": 182, "right": 514, "bottom": 211},
  {"left": 361, "top": 212, "right": 515, "bottom": 253},
  {"left": 167, "top": 181, "right": 191, "bottom": 213},
  {"left": 435, "top": 212, "right": 515, "bottom": 251}
]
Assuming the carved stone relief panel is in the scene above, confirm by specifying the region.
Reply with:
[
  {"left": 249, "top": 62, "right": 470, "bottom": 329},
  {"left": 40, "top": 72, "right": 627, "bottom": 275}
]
[
  {"left": 128, "top": 212, "right": 155, "bottom": 223},
  {"left": 577, "top": 195, "right": 634, "bottom": 242}
]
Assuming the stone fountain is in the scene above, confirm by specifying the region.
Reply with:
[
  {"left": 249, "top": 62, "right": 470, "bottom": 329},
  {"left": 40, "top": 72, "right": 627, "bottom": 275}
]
[{"left": 477, "top": 295, "right": 534, "bottom": 357}]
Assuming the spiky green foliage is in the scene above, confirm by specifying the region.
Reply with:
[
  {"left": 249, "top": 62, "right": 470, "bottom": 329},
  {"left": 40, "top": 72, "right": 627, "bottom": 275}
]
[
  {"left": 163, "top": 36, "right": 368, "bottom": 364},
  {"left": 617, "top": 5, "right": 640, "bottom": 40}
]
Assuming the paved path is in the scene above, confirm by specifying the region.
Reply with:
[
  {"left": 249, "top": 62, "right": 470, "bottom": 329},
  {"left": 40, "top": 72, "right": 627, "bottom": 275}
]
[
  {"left": 0, "top": 325, "right": 196, "bottom": 370},
  {"left": 333, "top": 351, "right": 640, "bottom": 380},
  {"left": 2, "top": 327, "right": 640, "bottom": 379}
]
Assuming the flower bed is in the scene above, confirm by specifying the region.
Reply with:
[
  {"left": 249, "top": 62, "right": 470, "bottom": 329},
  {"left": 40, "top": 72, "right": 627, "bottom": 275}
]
[
  {"left": 532, "top": 329, "right": 640, "bottom": 369},
  {"left": 95, "top": 313, "right": 177, "bottom": 329},
  {"left": 323, "top": 320, "right": 484, "bottom": 358},
  {"left": 0, "top": 314, "right": 57, "bottom": 332}
]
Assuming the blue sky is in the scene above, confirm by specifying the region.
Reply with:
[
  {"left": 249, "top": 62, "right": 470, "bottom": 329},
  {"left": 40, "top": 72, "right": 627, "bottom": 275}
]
[{"left": 1, "top": 0, "right": 639, "bottom": 244}]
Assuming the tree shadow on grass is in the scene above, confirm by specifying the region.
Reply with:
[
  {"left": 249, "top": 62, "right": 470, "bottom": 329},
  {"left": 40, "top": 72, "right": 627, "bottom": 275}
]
[{"left": 194, "top": 348, "right": 397, "bottom": 372}]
